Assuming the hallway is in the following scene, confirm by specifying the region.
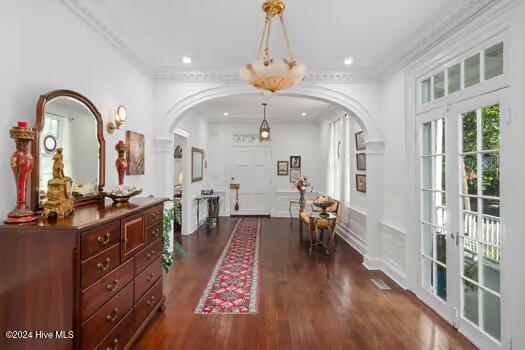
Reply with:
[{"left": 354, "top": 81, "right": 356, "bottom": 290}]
[{"left": 135, "top": 218, "right": 475, "bottom": 349}]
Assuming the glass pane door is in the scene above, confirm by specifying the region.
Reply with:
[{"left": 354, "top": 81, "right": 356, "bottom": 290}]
[
  {"left": 419, "top": 117, "right": 449, "bottom": 303},
  {"left": 459, "top": 104, "right": 501, "bottom": 342}
]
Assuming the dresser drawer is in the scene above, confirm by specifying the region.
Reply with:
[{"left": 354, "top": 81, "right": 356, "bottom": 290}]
[
  {"left": 134, "top": 278, "right": 163, "bottom": 328},
  {"left": 134, "top": 256, "right": 162, "bottom": 303},
  {"left": 146, "top": 204, "right": 163, "bottom": 227},
  {"left": 81, "top": 244, "right": 121, "bottom": 289},
  {"left": 81, "top": 221, "right": 121, "bottom": 260},
  {"left": 81, "top": 258, "right": 134, "bottom": 322},
  {"left": 81, "top": 282, "right": 133, "bottom": 350},
  {"left": 94, "top": 309, "right": 134, "bottom": 350},
  {"left": 146, "top": 222, "right": 162, "bottom": 244},
  {"left": 121, "top": 213, "right": 146, "bottom": 262},
  {"left": 135, "top": 238, "right": 162, "bottom": 275}
]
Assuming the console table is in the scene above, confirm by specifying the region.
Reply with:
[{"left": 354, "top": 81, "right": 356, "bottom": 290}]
[
  {"left": 195, "top": 195, "right": 220, "bottom": 228},
  {"left": 0, "top": 197, "right": 167, "bottom": 350}
]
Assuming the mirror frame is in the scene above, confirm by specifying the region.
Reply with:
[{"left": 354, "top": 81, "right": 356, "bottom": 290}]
[
  {"left": 191, "top": 147, "right": 204, "bottom": 183},
  {"left": 31, "top": 89, "right": 106, "bottom": 211}
]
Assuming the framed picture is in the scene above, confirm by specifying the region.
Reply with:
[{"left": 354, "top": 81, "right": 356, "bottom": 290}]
[
  {"left": 191, "top": 147, "right": 204, "bottom": 183},
  {"left": 356, "top": 153, "right": 367, "bottom": 171},
  {"left": 356, "top": 174, "right": 367, "bottom": 193},
  {"left": 277, "top": 161, "right": 289, "bottom": 176},
  {"left": 355, "top": 131, "right": 366, "bottom": 151},
  {"left": 290, "top": 168, "right": 301, "bottom": 183},
  {"left": 126, "top": 131, "right": 145, "bottom": 175},
  {"left": 290, "top": 156, "right": 301, "bottom": 169}
]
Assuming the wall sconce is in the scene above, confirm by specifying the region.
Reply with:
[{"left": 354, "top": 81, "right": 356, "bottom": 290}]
[{"left": 107, "top": 105, "right": 127, "bottom": 134}]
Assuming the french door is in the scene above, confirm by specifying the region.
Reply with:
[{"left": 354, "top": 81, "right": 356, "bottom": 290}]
[{"left": 416, "top": 91, "right": 508, "bottom": 349}]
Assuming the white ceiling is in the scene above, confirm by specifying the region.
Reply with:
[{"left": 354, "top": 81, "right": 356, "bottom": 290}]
[
  {"left": 190, "top": 94, "right": 338, "bottom": 123},
  {"left": 84, "top": 0, "right": 453, "bottom": 71}
]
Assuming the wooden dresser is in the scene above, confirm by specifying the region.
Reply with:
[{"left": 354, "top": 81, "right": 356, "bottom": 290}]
[{"left": 0, "top": 197, "right": 167, "bottom": 350}]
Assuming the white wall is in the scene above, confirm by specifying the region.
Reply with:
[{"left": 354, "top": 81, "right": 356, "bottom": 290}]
[
  {"left": 172, "top": 112, "right": 208, "bottom": 235},
  {"left": 0, "top": 0, "right": 155, "bottom": 218},
  {"left": 206, "top": 122, "right": 327, "bottom": 217}
]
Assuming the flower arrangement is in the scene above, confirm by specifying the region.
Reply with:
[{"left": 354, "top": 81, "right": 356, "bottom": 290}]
[{"left": 292, "top": 176, "right": 313, "bottom": 192}]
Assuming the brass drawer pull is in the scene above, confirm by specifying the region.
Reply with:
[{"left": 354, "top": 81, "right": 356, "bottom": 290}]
[
  {"left": 106, "top": 279, "right": 119, "bottom": 292},
  {"left": 97, "top": 232, "right": 111, "bottom": 245},
  {"left": 152, "top": 228, "right": 160, "bottom": 238},
  {"left": 146, "top": 295, "right": 156, "bottom": 306},
  {"left": 106, "top": 308, "right": 119, "bottom": 322},
  {"left": 146, "top": 273, "right": 155, "bottom": 282},
  {"left": 152, "top": 211, "right": 160, "bottom": 219},
  {"left": 146, "top": 250, "right": 156, "bottom": 260},
  {"left": 97, "top": 258, "right": 112, "bottom": 271},
  {"left": 107, "top": 337, "right": 118, "bottom": 350}
]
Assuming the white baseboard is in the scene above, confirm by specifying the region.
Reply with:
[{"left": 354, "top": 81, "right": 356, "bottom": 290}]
[
  {"left": 363, "top": 255, "right": 407, "bottom": 290},
  {"left": 336, "top": 222, "right": 367, "bottom": 256}
]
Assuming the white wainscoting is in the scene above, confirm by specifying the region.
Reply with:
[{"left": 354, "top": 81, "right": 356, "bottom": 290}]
[
  {"left": 336, "top": 207, "right": 367, "bottom": 256},
  {"left": 378, "top": 222, "right": 407, "bottom": 288},
  {"left": 270, "top": 191, "right": 320, "bottom": 218}
]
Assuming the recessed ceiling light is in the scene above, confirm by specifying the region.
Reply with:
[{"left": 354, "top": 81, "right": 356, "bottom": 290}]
[
  {"left": 223, "top": 112, "right": 230, "bottom": 116},
  {"left": 344, "top": 57, "right": 354, "bottom": 65},
  {"left": 301, "top": 112, "right": 307, "bottom": 116},
  {"left": 182, "top": 56, "right": 192, "bottom": 64}
]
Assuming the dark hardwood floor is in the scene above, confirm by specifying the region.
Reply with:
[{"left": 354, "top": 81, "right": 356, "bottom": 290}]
[{"left": 134, "top": 217, "right": 476, "bottom": 350}]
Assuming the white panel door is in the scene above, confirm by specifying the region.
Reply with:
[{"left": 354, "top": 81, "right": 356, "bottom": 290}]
[{"left": 230, "top": 146, "right": 271, "bottom": 216}]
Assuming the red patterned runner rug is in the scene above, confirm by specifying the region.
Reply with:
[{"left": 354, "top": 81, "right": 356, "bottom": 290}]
[{"left": 194, "top": 218, "right": 260, "bottom": 314}]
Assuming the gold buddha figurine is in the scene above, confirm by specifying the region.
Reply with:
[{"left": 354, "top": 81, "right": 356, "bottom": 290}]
[{"left": 42, "top": 148, "right": 74, "bottom": 219}]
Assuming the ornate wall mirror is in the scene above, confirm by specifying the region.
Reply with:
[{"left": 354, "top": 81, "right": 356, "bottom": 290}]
[
  {"left": 31, "top": 90, "right": 105, "bottom": 211},
  {"left": 191, "top": 147, "right": 204, "bottom": 183}
]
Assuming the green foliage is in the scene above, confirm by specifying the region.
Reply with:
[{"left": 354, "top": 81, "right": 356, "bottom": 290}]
[
  {"left": 462, "top": 104, "right": 500, "bottom": 197},
  {"left": 162, "top": 199, "right": 185, "bottom": 273}
]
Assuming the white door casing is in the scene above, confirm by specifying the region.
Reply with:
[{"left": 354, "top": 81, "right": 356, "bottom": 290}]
[{"left": 230, "top": 146, "right": 271, "bottom": 216}]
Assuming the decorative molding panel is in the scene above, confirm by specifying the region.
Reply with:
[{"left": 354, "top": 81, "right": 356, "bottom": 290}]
[
  {"left": 377, "top": 0, "right": 504, "bottom": 78},
  {"left": 152, "top": 69, "right": 380, "bottom": 84},
  {"left": 62, "top": 0, "right": 153, "bottom": 73}
]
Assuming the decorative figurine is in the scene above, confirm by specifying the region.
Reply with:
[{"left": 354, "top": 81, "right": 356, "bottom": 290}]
[
  {"left": 5, "top": 122, "right": 38, "bottom": 223},
  {"left": 115, "top": 141, "right": 127, "bottom": 185},
  {"left": 42, "top": 148, "right": 74, "bottom": 219}
]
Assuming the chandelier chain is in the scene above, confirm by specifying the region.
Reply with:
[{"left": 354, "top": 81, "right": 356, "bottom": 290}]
[
  {"left": 264, "top": 15, "right": 273, "bottom": 61},
  {"left": 278, "top": 14, "right": 294, "bottom": 61},
  {"left": 256, "top": 17, "right": 270, "bottom": 60}
]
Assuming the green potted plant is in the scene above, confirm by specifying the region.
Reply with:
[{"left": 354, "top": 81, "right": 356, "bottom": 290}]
[{"left": 162, "top": 199, "right": 185, "bottom": 272}]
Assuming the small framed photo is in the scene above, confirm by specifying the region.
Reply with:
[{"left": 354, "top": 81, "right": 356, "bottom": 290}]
[
  {"left": 356, "top": 174, "right": 367, "bottom": 193},
  {"left": 277, "top": 161, "right": 289, "bottom": 176},
  {"left": 290, "top": 156, "right": 301, "bottom": 169},
  {"left": 290, "top": 168, "right": 301, "bottom": 183},
  {"left": 355, "top": 131, "right": 366, "bottom": 151},
  {"left": 356, "top": 153, "right": 366, "bottom": 171}
]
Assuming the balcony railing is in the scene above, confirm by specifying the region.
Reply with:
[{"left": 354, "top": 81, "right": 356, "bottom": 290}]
[{"left": 463, "top": 211, "right": 500, "bottom": 262}]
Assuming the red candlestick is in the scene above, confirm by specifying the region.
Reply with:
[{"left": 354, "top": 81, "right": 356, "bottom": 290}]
[
  {"left": 115, "top": 142, "right": 128, "bottom": 185},
  {"left": 5, "top": 124, "right": 38, "bottom": 223}
]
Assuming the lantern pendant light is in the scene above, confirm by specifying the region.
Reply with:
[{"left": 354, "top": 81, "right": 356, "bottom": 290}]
[
  {"left": 240, "top": 0, "right": 306, "bottom": 93},
  {"left": 259, "top": 103, "right": 271, "bottom": 142}
]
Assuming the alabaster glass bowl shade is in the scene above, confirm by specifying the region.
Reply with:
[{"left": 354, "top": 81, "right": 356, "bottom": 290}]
[{"left": 240, "top": 58, "right": 307, "bottom": 93}]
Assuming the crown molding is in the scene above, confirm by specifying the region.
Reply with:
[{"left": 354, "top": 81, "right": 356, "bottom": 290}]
[
  {"left": 62, "top": 0, "right": 153, "bottom": 74},
  {"left": 64, "top": 0, "right": 510, "bottom": 83},
  {"left": 377, "top": 0, "right": 501, "bottom": 79},
  {"left": 152, "top": 68, "right": 380, "bottom": 84}
]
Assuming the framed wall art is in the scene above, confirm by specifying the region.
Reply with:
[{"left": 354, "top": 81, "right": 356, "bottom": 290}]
[
  {"left": 126, "top": 131, "right": 145, "bottom": 175},
  {"left": 356, "top": 153, "right": 366, "bottom": 171},
  {"left": 191, "top": 147, "right": 204, "bottom": 183},
  {"left": 356, "top": 174, "right": 367, "bottom": 193},
  {"left": 355, "top": 131, "right": 366, "bottom": 151},
  {"left": 277, "top": 161, "right": 289, "bottom": 176},
  {"left": 290, "top": 168, "right": 301, "bottom": 183},
  {"left": 290, "top": 155, "right": 301, "bottom": 169}
]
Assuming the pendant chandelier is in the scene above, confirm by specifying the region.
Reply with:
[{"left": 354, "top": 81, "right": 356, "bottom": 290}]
[
  {"left": 259, "top": 103, "right": 271, "bottom": 141},
  {"left": 240, "top": 0, "right": 306, "bottom": 93}
]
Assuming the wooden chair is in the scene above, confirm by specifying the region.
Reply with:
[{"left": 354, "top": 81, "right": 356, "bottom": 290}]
[{"left": 299, "top": 198, "right": 340, "bottom": 247}]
